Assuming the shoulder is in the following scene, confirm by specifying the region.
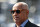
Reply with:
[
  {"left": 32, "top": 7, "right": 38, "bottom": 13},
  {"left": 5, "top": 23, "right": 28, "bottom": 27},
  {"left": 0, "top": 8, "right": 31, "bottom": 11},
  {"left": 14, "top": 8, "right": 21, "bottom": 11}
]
[
  {"left": 29, "top": 22, "right": 39, "bottom": 27},
  {"left": 25, "top": 20, "right": 39, "bottom": 27}
]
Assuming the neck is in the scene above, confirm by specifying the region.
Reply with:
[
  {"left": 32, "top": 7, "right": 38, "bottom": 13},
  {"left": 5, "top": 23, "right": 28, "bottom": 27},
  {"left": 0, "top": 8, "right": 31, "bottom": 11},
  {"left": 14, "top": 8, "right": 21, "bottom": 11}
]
[
  {"left": 16, "top": 22, "right": 22, "bottom": 26},
  {"left": 16, "top": 17, "right": 28, "bottom": 27},
  {"left": 16, "top": 22, "right": 22, "bottom": 27}
]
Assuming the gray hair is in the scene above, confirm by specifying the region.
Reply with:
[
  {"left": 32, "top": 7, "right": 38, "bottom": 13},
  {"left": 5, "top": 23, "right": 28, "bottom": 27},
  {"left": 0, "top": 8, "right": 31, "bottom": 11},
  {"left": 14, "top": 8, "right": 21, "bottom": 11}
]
[
  {"left": 13, "top": 2, "right": 28, "bottom": 9},
  {"left": 18, "top": 2, "right": 28, "bottom": 6},
  {"left": 13, "top": 2, "right": 28, "bottom": 7}
]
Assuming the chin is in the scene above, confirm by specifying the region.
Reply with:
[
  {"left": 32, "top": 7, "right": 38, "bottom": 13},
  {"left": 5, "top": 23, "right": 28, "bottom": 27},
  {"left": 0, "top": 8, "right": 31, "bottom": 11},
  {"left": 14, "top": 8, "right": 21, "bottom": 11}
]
[
  {"left": 14, "top": 20, "right": 19, "bottom": 22},
  {"left": 14, "top": 20, "right": 20, "bottom": 23}
]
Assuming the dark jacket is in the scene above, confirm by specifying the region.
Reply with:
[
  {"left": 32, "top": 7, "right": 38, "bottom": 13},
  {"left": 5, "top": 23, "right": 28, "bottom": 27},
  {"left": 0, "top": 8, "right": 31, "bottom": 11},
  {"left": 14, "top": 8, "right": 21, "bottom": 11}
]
[{"left": 24, "top": 20, "right": 39, "bottom": 27}]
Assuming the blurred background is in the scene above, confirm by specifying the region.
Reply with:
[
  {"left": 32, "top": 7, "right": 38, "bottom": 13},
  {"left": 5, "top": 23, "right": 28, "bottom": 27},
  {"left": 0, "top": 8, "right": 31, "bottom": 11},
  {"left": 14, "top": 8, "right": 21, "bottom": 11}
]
[{"left": 0, "top": 0, "right": 40, "bottom": 27}]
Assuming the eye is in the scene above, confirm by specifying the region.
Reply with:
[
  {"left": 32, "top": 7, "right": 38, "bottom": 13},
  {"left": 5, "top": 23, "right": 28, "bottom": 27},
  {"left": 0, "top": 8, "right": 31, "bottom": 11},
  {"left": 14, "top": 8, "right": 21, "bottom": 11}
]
[{"left": 16, "top": 10, "right": 20, "bottom": 13}]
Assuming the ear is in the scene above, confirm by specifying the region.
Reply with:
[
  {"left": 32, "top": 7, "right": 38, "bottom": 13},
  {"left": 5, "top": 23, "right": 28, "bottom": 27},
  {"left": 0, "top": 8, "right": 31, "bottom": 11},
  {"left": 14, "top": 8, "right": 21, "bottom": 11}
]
[{"left": 26, "top": 9, "right": 29, "bottom": 15}]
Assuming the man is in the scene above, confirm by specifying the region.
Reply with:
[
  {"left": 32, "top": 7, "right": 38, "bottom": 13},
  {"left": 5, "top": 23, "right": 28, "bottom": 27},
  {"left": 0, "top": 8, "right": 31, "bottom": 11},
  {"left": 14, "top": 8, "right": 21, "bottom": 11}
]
[{"left": 10, "top": 2, "right": 39, "bottom": 27}]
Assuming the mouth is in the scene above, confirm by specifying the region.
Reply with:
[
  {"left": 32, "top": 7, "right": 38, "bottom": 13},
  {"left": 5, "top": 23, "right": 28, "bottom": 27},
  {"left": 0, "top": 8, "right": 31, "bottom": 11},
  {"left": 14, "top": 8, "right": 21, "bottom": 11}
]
[{"left": 14, "top": 16, "right": 19, "bottom": 20}]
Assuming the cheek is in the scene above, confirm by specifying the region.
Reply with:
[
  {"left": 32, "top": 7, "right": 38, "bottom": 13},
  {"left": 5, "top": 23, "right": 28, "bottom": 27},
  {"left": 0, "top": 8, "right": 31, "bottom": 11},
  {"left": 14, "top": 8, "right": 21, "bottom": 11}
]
[
  {"left": 21, "top": 12, "right": 26, "bottom": 17},
  {"left": 19, "top": 12, "right": 25, "bottom": 19},
  {"left": 18, "top": 13, "right": 23, "bottom": 20}
]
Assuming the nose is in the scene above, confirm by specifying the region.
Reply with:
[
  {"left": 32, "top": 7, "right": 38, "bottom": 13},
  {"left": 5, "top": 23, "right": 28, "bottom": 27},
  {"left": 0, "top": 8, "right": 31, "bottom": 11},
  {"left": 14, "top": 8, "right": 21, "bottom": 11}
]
[{"left": 13, "top": 12, "right": 17, "bottom": 16}]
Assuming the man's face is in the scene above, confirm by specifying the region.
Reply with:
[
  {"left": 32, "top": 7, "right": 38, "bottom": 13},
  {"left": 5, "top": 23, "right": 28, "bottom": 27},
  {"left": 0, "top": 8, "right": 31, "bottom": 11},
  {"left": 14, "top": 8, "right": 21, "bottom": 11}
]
[{"left": 12, "top": 6, "right": 29, "bottom": 23}]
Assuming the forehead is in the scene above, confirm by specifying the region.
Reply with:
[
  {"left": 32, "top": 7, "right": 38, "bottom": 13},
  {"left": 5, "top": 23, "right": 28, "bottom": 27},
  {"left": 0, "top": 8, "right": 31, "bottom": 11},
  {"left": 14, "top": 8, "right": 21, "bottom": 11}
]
[
  {"left": 12, "top": 4, "right": 23, "bottom": 10},
  {"left": 12, "top": 6, "right": 22, "bottom": 10}
]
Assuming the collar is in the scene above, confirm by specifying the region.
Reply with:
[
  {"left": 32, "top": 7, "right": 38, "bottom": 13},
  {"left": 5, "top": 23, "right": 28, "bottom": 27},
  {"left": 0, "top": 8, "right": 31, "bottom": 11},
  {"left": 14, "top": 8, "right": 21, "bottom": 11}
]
[
  {"left": 15, "top": 19, "right": 28, "bottom": 27},
  {"left": 20, "top": 19, "right": 28, "bottom": 27}
]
